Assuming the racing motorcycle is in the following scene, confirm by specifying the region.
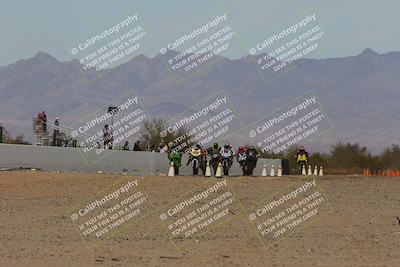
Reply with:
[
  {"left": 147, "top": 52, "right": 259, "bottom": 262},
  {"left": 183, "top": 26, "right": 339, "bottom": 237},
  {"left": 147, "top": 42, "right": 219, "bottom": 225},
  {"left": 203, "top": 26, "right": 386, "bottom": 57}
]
[
  {"left": 187, "top": 146, "right": 203, "bottom": 175},
  {"left": 208, "top": 148, "right": 221, "bottom": 176},
  {"left": 168, "top": 150, "right": 182, "bottom": 175},
  {"left": 297, "top": 161, "right": 307, "bottom": 174},
  {"left": 245, "top": 148, "right": 258, "bottom": 175},
  {"left": 220, "top": 147, "right": 234, "bottom": 176},
  {"left": 237, "top": 149, "right": 247, "bottom": 175}
]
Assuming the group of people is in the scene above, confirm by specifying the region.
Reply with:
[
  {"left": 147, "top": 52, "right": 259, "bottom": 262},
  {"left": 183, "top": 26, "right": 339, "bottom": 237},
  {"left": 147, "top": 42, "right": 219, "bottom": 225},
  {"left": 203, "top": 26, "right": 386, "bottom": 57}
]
[
  {"left": 102, "top": 126, "right": 143, "bottom": 152},
  {"left": 36, "top": 111, "right": 67, "bottom": 147},
  {"left": 168, "top": 143, "right": 311, "bottom": 176},
  {"left": 102, "top": 124, "right": 143, "bottom": 151},
  {"left": 167, "top": 142, "right": 259, "bottom": 176}
]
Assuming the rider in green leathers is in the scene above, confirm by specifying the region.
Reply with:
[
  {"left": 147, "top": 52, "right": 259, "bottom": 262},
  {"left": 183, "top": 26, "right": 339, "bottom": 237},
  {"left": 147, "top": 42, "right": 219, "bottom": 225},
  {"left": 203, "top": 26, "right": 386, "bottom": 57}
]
[{"left": 168, "top": 146, "right": 182, "bottom": 175}]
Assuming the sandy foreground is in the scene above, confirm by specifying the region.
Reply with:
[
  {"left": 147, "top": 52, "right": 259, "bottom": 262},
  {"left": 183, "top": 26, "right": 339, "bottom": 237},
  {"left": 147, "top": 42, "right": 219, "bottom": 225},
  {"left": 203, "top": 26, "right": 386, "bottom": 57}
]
[{"left": 0, "top": 171, "right": 399, "bottom": 267}]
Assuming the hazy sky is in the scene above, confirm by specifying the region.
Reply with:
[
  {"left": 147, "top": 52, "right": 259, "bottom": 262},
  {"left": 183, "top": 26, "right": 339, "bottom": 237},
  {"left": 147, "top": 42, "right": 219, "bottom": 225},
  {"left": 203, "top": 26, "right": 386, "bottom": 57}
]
[{"left": 0, "top": 0, "right": 399, "bottom": 67}]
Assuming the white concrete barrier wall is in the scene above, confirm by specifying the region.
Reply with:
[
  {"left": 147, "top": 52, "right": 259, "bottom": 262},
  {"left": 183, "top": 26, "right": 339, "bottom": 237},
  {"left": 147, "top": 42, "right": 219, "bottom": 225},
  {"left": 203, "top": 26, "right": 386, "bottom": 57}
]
[{"left": 0, "top": 144, "right": 281, "bottom": 176}]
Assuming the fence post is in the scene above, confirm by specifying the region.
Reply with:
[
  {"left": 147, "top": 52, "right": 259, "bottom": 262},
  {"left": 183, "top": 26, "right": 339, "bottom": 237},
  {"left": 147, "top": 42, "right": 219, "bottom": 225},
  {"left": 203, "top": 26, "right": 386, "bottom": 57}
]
[{"left": 0, "top": 126, "right": 3, "bottom": 143}]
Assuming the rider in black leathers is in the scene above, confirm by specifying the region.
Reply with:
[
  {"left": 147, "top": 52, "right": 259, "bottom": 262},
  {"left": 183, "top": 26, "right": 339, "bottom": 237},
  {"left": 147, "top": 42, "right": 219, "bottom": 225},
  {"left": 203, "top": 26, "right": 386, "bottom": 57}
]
[
  {"left": 245, "top": 145, "right": 258, "bottom": 175},
  {"left": 207, "top": 142, "right": 221, "bottom": 176}
]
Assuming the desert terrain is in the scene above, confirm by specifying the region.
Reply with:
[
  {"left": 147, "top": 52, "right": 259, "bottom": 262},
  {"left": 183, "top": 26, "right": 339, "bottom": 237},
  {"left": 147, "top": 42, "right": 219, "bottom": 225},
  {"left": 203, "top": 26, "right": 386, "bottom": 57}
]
[{"left": 0, "top": 171, "right": 399, "bottom": 267}]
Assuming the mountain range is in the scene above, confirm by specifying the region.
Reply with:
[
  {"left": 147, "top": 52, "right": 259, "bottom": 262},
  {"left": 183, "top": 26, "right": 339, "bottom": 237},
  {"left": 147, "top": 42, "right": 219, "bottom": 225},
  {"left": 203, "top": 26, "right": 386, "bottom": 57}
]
[{"left": 0, "top": 48, "right": 399, "bottom": 153}]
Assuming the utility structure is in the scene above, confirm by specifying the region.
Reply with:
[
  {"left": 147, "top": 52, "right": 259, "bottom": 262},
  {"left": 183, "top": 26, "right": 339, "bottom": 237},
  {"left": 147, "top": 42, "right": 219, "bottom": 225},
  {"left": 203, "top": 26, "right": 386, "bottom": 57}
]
[
  {"left": 33, "top": 117, "right": 51, "bottom": 146},
  {"left": 33, "top": 116, "right": 76, "bottom": 147}
]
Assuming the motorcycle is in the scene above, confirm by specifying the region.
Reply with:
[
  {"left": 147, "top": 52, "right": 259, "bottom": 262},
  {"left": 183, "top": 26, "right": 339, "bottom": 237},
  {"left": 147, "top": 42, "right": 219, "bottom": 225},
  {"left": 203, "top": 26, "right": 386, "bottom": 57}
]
[
  {"left": 188, "top": 148, "right": 202, "bottom": 175},
  {"left": 237, "top": 152, "right": 247, "bottom": 175},
  {"left": 168, "top": 151, "right": 182, "bottom": 175},
  {"left": 199, "top": 148, "right": 207, "bottom": 175},
  {"left": 245, "top": 150, "right": 258, "bottom": 175},
  {"left": 297, "top": 161, "right": 307, "bottom": 174},
  {"left": 220, "top": 148, "right": 234, "bottom": 176},
  {"left": 208, "top": 150, "right": 221, "bottom": 176}
]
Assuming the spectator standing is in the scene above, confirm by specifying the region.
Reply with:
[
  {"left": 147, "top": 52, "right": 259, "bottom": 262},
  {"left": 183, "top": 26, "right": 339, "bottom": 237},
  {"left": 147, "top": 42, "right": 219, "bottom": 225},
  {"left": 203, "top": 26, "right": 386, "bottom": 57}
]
[
  {"left": 41, "top": 111, "right": 47, "bottom": 132},
  {"left": 123, "top": 141, "right": 130, "bottom": 150},
  {"left": 133, "top": 140, "right": 142, "bottom": 151},
  {"left": 53, "top": 117, "right": 59, "bottom": 146},
  {"left": 103, "top": 125, "right": 112, "bottom": 149}
]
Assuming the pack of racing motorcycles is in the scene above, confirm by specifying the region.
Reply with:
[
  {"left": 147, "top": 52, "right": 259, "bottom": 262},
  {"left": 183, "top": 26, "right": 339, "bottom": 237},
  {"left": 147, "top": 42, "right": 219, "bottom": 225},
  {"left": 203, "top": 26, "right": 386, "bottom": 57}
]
[
  {"left": 167, "top": 142, "right": 310, "bottom": 176},
  {"left": 167, "top": 142, "right": 259, "bottom": 176}
]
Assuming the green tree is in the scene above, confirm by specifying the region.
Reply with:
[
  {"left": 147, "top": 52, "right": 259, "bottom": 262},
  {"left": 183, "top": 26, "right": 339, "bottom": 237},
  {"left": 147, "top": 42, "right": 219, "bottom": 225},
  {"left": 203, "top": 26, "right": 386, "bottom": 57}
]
[
  {"left": 256, "top": 146, "right": 282, "bottom": 159},
  {"left": 329, "top": 142, "right": 370, "bottom": 172},
  {"left": 0, "top": 124, "right": 30, "bottom": 144},
  {"left": 309, "top": 152, "right": 329, "bottom": 168},
  {"left": 380, "top": 144, "right": 400, "bottom": 169}
]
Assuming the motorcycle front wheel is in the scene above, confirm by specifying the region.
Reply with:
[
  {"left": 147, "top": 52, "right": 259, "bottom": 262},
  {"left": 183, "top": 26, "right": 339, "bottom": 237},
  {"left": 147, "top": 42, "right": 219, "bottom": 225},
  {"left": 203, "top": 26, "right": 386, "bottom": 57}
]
[
  {"left": 192, "top": 160, "right": 199, "bottom": 175},
  {"left": 223, "top": 162, "right": 229, "bottom": 176}
]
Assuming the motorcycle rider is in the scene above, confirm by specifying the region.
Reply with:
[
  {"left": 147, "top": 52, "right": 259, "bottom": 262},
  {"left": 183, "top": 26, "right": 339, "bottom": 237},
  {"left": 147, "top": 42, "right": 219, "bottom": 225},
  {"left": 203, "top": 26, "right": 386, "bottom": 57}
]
[
  {"left": 295, "top": 146, "right": 309, "bottom": 172},
  {"left": 187, "top": 144, "right": 203, "bottom": 175},
  {"left": 220, "top": 142, "right": 235, "bottom": 176},
  {"left": 245, "top": 145, "right": 259, "bottom": 175},
  {"left": 167, "top": 146, "right": 182, "bottom": 175},
  {"left": 200, "top": 146, "right": 207, "bottom": 175},
  {"left": 207, "top": 142, "right": 221, "bottom": 176},
  {"left": 237, "top": 146, "right": 248, "bottom": 175}
]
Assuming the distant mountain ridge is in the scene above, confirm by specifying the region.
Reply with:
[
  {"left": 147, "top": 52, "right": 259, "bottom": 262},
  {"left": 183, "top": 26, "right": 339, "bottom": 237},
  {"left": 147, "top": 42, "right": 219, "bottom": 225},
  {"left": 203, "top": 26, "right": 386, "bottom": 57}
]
[{"left": 1, "top": 49, "right": 399, "bottom": 153}]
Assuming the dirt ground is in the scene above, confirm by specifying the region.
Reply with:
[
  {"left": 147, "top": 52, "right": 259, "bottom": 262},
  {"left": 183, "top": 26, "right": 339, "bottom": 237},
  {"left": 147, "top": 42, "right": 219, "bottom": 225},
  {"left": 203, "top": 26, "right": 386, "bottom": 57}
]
[{"left": 0, "top": 171, "right": 399, "bottom": 267}]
